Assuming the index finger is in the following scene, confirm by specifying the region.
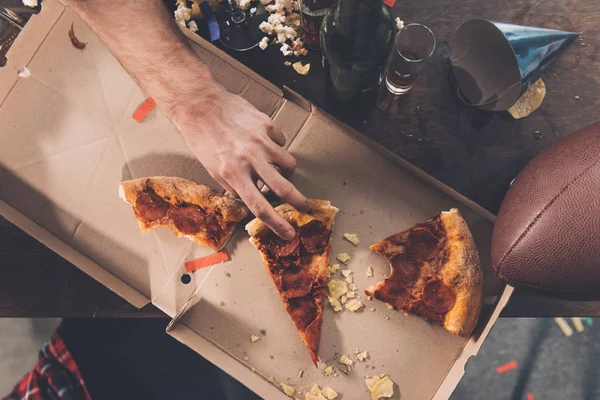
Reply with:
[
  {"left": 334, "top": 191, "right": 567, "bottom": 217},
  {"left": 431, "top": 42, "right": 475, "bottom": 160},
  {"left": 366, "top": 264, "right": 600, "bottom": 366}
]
[{"left": 233, "top": 177, "right": 296, "bottom": 240}]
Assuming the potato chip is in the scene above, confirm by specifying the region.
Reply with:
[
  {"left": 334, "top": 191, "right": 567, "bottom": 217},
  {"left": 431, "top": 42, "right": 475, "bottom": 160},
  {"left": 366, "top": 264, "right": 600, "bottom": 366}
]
[
  {"left": 293, "top": 61, "right": 310, "bottom": 75},
  {"left": 507, "top": 78, "right": 546, "bottom": 119}
]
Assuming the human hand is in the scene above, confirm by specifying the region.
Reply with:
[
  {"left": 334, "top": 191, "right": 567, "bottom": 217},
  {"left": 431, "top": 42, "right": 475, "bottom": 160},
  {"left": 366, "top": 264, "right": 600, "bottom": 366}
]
[{"left": 173, "top": 85, "right": 309, "bottom": 240}]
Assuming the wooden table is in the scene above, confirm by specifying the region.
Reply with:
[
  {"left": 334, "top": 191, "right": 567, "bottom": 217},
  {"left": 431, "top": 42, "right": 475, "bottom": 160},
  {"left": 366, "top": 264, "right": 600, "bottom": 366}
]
[{"left": 1, "top": 0, "right": 599, "bottom": 317}]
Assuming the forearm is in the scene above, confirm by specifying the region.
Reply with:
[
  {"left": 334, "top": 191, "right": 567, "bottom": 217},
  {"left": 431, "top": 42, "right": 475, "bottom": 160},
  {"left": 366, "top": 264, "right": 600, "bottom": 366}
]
[{"left": 65, "top": 0, "right": 223, "bottom": 121}]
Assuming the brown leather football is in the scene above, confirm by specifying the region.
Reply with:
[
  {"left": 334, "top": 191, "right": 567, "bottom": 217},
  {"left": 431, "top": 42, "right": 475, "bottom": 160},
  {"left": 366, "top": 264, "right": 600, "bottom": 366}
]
[{"left": 491, "top": 122, "right": 600, "bottom": 294}]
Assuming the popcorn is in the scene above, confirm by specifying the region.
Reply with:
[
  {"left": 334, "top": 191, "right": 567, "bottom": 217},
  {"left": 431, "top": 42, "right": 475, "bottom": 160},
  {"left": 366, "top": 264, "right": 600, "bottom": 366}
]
[
  {"left": 238, "top": 0, "right": 252, "bottom": 10},
  {"left": 188, "top": 20, "right": 198, "bottom": 32},
  {"left": 280, "top": 43, "right": 293, "bottom": 56},
  {"left": 174, "top": 2, "right": 192, "bottom": 24},
  {"left": 260, "top": 0, "right": 273, "bottom": 4},
  {"left": 268, "top": 12, "right": 286, "bottom": 25},
  {"left": 395, "top": 17, "right": 405, "bottom": 30},
  {"left": 259, "top": 21, "right": 275, "bottom": 34},
  {"left": 22, "top": 0, "right": 38, "bottom": 8},
  {"left": 259, "top": 37, "right": 270, "bottom": 50}
]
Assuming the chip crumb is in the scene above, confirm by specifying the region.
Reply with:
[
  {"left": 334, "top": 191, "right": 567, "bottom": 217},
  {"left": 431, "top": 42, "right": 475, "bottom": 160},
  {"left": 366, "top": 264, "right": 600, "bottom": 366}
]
[
  {"left": 321, "top": 387, "right": 338, "bottom": 399},
  {"left": 575, "top": 95, "right": 581, "bottom": 100},
  {"left": 356, "top": 351, "right": 368, "bottom": 362},
  {"left": 251, "top": 367, "right": 256, "bottom": 373},
  {"left": 305, "top": 385, "right": 328, "bottom": 400},
  {"left": 17, "top": 67, "right": 31, "bottom": 78},
  {"left": 328, "top": 296, "right": 343, "bottom": 312},
  {"left": 370, "top": 307, "right": 376, "bottom": 311},
  {"left": 310, "top": 385, "right": 321, "bottom": 395},
  {"left": 385, "top": 316, "right": 390, "bottom": 320},
  {"left": 343, "top": 233, "right": 359, "bottom": 246},
  {"left": 329, "top": 264, "right": 340, "bottom": 274},
  {"left": 385, "top": 303, "right": 395, "bottom": 310},
  {"left": 298, "top": 369, "right": 304, "bottom": 378},
  {"left": 284, "top": 61, "right": 292, "bottom": 66},
  {"left": 346, "top": 290, "right": 356, "bottom": 299},
  {"left": 280, "top": 382, "right": 296, "bottom": 397},
  {"left": 269, "top": 376, "right": 276, "bottom": 383},
  {"left": 341, "top": 270, "right": 352, "bottom": 278},
  {"left": 324, "top": 365, "right": 335, "bottom": 376},
  {"left": 340, "top": 295, "right": 347, "bottom": 304},
  {"left": 293, "top": 61, "right": 310, "bottom": 75},
  {"left": 243, "top": 355, "right": 249, "bottom": 361},
  {"left": 345, "top": 275, "right": 353, "bottom": 284},
  {"left": 507, "top": 78, "right": 546, "bottom": 119},
  {"left": 251, "top": 334, "right": 261, "bottom": 343},
  {"left": 339, "top": 354, "right": 354, "bottom": 367},
  {"left": 367, "top": 295, "right": 373, "bottom": 301},
  {"left": 345, "top": 299, "right": 364, "bottom": 312},
  {"left": 365, "top": 375, "right": 394, "bottom": 400},
  {"left": 366, "top": 266, "right": 374, "bottom": 277},
  {"left": 336, "top": 253, "right": 351, "bottom": 263},
  {"left": 349, "top": 283, "right": 358, "bottom": 291},
  {"left": 327, "top": 279, "right": 348, "bottom": 299}
]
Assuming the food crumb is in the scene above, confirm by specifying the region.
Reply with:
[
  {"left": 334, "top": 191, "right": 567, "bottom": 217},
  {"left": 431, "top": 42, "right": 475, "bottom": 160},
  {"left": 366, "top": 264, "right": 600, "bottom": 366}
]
[
  {"left": 356, "top": 350, "right": 368, "bottom": 362},
  {"left": 345, "top": 275, "right": 353, "bottom": 284},
  {"left": 370, "top": 307, "right": 376, "bottom": 311},
  {"left": 340, "top": 295, "right": 347, "bottom": 304},
  {"left": 328, "top": 296, "right": 342, "bottom": 312},
  {"left": 395, "top": 17, "right": 405, "bottom": 30},
  {"left": 284, "top": 61, "right": 292, "bottom": 66},
  {"left": 293, "top": 61, "right": 310, "bottom": 75},
  {"left": 365, "top": 375, "right": 394, "bottom": 399},
  {"left": 321, "top": 387, "right": 338, "bottom": 399},
  {"left": 329, "top": 264, "right": 340, "bottom": 274},
  {"left": 324, "top": 365, "right": 335, "bottom": 376},
  {"left": 298, "top": 369, "right": 304, "bottom": 378},
  {"left": 346, "top": 291, "right": 356, "bottom": 299},
  {"left": 385, "top": 316, "right": 390, "bottom": 320},
  {"left": 367, "top": 296, "right": 373, "bottom": 301},
  {"left": 251, "top": 367, "right": 256, "bottom": 373},
  {"left": 341, "top": 270, "right": 352, "bottom": 278},
  {"left": 349, "top": 283, "right": 358, "bottom": 291},
  {"left": 243, "top": 355, "right": 249, "bottom": 361},
  {"left": 385, "top": 303, "right": 395, "bottom": 310},
  {"left": 328, "top": 279, "right": 349, "bottom": 299},
  {"left": 575, "top": 95, "right": 581, "bottom": 100},
  {"left": 343, "top": 233, "right": 359, "bottom": 246},
  {"left": 345, "top": 299, "right": 364, "bottom": 312},
  {"left": 280, "top": 382, "right": 296, "bottom": 396},
  {"left": 366, "top": 266, "right": 374, "bottom": 277},
  {"left": 336, "top": 253, "right": 351, "bottom": 263},
  {"left": 269, "top": 376, "right": 276, "bottom": 383},
  {"left": 251, "top": 334, "right": 261, "bottom": 343},
  {"left": 338, "top": 354, "right": 354, "bottom": 367}
]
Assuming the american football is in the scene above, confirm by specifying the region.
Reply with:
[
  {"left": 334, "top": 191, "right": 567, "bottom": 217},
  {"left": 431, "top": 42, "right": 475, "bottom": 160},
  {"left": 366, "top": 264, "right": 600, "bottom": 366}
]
[{"left": 491, "top": 122, "right": 600, "bottom": 294}]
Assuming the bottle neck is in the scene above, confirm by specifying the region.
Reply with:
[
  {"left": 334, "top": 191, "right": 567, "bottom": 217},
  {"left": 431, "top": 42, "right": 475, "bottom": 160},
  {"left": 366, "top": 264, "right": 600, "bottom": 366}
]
[{"left": 334, "top": 0, "right": 382, "bottom": 39}]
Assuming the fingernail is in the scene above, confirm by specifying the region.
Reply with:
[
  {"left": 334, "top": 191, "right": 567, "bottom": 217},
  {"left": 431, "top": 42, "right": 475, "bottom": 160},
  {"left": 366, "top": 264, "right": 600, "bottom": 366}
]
[{"left": 282, "top": 228, "right": 296, "bottom": 241}]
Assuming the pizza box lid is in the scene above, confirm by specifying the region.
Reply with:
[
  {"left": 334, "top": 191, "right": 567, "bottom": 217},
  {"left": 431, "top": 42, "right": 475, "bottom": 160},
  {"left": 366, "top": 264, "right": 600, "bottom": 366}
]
[{"left": 0, "top": 1, "right": 513, "bottom": 398}]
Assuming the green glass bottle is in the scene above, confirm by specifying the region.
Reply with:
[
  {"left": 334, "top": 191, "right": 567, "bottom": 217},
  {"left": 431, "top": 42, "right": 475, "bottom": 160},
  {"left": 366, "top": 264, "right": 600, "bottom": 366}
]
[{"left": 320, "top": 0, "right": 394, "bottom": 104}]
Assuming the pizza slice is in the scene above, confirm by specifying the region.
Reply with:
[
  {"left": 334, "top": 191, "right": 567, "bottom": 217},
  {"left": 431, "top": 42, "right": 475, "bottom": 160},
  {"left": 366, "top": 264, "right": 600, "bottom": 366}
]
[
  {"left": 246, "top": 200, "right": 338, "bottom": 366},
  {"left": 366, "top": 208, "right": 482, "bottom": 336},
  {"left": 119, "top": 176, "right": 248, "bottom": 250}
]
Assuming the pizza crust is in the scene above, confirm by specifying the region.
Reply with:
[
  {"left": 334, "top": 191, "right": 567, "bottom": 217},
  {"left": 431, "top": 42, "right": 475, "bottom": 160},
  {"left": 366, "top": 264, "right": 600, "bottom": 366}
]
[
  {"left": 439, "top": 209, "right": 482, "bottom": 336},
  {"left": 120, "top": 176, "right": 248, "bottom": 250}
]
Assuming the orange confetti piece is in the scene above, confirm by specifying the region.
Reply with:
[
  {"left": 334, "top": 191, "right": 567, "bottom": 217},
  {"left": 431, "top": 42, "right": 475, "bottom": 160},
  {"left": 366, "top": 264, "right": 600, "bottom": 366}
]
[
  {"left": 496, "top": 360, "right": 518, "bottom": 374},
  {"left": 526, "top": 393, "right": 535, "bottom": 400},
  {"left": 383, "top": 0, "right": 396, "bottom": 7},
  {"left": 184, "top": 250, "right": 230, "bottom": 272},
  {"left": 132, "top": 97, "right": 156, "bottom": 123}
]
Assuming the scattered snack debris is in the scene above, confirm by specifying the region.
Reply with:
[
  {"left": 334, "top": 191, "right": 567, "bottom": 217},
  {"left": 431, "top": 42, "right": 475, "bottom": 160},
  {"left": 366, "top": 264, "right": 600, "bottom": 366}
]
[
  {"left": 385, "top": 303, "right": 395, "bottom": 310},
  {"left": 321, "top": 387, "right": 338, "bottom": 399},
  {"left": 329, "top": 264, "right": 340, "bottom": 274},
  {"left": 384, "top": 316, "right": 390, "bottom": 320},
  {"left": 365, "top": 375, "right": 394, "bottom": 400},
  {"left": 339, "top": 354, "right": 354, "bottom": 368},
  {"left": 336, "top": 253, "right": 350, "bottom": 263},
  {"left": 575, "top": 95, "right": 581, "bottom": 100},
  {"left": 349, "top": 283, "right": 357, "bottom": 291},
  {"left": 132, "top": 97, "right": 157, "bottom": 123},
  {"left": 367, "top": 295, "right": 373, "bottom": 301},
  {"left": 280, "top": 382, "right": 296, "bottom": 397},
  {"left": 251, "top": 367, "right": 256, "bottom": 373},
  {"left": 188, "top": 20, "right": 198, "bottom": 32},
  {"left": 343, "top": 233, "right": 359, "bottom": 246},
  {"left": 269, "top": 376, "right": 276, "bottom": 383},
  {"left": 284, "top": 61, "right": 292, "bottom": 66},
  {"left": 17, "top": 67, "right": 31, "bottom": 78},
  {"left": 243, "top": 355, "right": 249, "bottom": 361},
  {"left": 345, "top": 299, "right": 364, "bottom": 312},
  {"left": 341, "top": 270, "right": 352, "bottom": 278},
  {"left": 370, "top": 307, "right": 376, "bottom": 311},
  {"left": 174, "top": 0, "right": 192, "bottom": 27},
  {"left": 258, "top": 0, "right": 307, "bottom": 57},
  {"left": 328, "top": 279, "right": 348, "bottom": 299},
  {"left": 340, "top": 295, "right": 347, "bottom": 304},
  {"left": 293, "top": 61, "right": 310, "bottom": 75},
  {"left": 68, "top": 24, "right": 87, "bottom": 50},
  {"left": 345, "top": 275, "right": 353, "bottom": 284},
  {"left": 251, "top": 334, "right": 261, "bottom": 343},
  {"left": 554, "top": 317, "right": 574, "bottom": 336},
  {"left": 298, "top": 369, "right": 304, "bottom": 378},
  {"left": 346, "top": 291, "right": 355, "bottom": 299},
  {"left": 395, "top": 17, "right": 405, "bottom": 30},
  {"left": 328, "top": 296, "right": 343, "bottom": 312},
  {"left": 259, "top": 37, "right": 270, "bottom": 50},
  {"left": 496, "top": 360, "right": 518, "bottom": 374},
  {"left": 355, "top": 349, "right": 368, "bottom": 362},
  {"left": 571, "top": 317, "right": 585, "bottom": 332},
  {"left": 507, "top": 78, "right": 546, "bottom": 119},
  {"left": 324, "top": 365, "right": 335, "bottom": 376},
  {"left": 366, "top": 266, "right": 374, "bottom": 277},
  {"left": 184, "top": 250, "right": 230, "bottom": 272},
  {"left": 22, "top": 0, "right": 38, "bottom": 8}
]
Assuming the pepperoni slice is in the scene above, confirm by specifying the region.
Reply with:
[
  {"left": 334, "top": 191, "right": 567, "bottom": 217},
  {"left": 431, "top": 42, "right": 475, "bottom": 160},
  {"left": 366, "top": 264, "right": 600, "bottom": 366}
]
[
  {"left": 135, "top": 190, "right": 169, "bottom": 221},
  {"left": 389, "top": 253, "right": 421, "bottom": 288},
  {"left": 410, "top": 301, "right": 444, "bottom": 324},
  {"left": 423, "top": 280, "right": 456, "bottom": 314},
  {"left": 170, "top": 204, "right": 206, "bottom": 235},
  {"left": 280, "top": 266, "right": 314, "bottom": 298},
  {"left": 275, "top": 236, "right": 300, "bottom": 258},
  {"left": 405, "top": 226, "right": 440, "bottom": 261},
  {"left": 299, "top": 220, "right": 329, "bottom": 254}
]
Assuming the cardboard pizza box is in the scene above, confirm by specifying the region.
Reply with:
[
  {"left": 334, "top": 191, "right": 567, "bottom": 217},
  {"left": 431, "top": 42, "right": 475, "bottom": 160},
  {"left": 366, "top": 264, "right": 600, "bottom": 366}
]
[{"left": 0, "top": 1, "right": 513, "bottom": 398}]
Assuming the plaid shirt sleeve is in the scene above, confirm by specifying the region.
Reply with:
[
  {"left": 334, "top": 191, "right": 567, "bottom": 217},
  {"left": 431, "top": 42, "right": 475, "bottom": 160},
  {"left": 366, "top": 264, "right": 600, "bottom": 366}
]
[{"left": 3, "top": 330, "right": 92, "bottom": 400}]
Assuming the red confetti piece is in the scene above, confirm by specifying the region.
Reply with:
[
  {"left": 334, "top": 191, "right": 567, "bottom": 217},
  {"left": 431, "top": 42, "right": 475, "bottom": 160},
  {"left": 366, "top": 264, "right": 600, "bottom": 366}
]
[
  {"left": 68, "top": 23, "right": 87, "bottom": 50},
  {"left": 496, "top": 360, "right": 518, "bottom": 374},
  {"left": 526, "top": 393, "right": 535, "bottom": 400},
  {"left": 383, "top": 0, "right": 396, "bottom": 7},
  {"left": 132, "top": 97, "right": 156, "bottom": 123},
  {"left": 184, "top": 250, "right": 230, "bottom": 272}
]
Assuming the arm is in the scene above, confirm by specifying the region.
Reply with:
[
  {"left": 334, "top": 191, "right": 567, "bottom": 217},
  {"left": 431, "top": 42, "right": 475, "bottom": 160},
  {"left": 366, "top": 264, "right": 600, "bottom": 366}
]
[{"left": 67, "top": 0, "right": 307, "bottom": 240}]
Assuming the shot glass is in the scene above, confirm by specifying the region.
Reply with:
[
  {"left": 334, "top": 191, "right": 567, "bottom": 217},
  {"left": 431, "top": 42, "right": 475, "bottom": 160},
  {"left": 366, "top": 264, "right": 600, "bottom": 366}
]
[{"left": 384, "top": 23, "right": 436, "bottom": 95}]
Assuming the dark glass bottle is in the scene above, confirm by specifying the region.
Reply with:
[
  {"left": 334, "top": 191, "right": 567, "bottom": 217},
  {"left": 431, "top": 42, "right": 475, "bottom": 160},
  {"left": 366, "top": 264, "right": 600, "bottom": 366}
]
[
  {"left": 299, "top": 0, "right": 337, "bottom": 51},
  {"left": 320, "top": 0, "right": 394, "bottom": 104}
]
